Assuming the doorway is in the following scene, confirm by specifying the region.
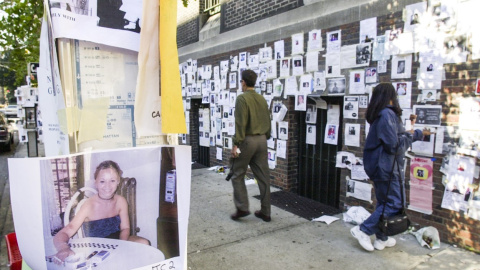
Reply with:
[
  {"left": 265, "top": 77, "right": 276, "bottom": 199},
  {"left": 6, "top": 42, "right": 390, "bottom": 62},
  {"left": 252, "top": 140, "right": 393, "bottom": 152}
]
[
  {"left": 297, "top": 97, "right": 343, "bottom": 208},
  {"left": 191, "top": 99, "right": 210, "bottom": 167}
]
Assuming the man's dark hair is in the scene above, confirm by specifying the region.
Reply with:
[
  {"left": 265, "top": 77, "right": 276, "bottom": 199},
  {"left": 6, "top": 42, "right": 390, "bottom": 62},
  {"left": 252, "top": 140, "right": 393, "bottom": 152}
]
[
  {"left": 365, "top": 83, "right": 402, "bottom": 124},
  {"left": 241, "top": 69, "right": 257, "bottom": 87}
]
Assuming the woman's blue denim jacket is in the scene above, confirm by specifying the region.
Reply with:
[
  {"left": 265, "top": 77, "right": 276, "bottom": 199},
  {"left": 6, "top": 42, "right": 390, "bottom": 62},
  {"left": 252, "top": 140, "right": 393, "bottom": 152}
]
[{"left": 363, "top": 106, "right": 423, "bottom": 182}]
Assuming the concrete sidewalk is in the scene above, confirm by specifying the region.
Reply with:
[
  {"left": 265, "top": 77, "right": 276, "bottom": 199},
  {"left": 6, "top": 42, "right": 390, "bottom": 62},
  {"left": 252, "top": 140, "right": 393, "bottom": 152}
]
[
  {"left": 0, "top": 141, "right": 45, "bottom": 269},
  {"left": 12, "top": 140, "right": 45, "bottom": 159},
  {"left": 187, "top": 168, "right": 480, "bottom": 270},
  {"left": 5, "top": 143, "right": 480, "bottom": 269}
]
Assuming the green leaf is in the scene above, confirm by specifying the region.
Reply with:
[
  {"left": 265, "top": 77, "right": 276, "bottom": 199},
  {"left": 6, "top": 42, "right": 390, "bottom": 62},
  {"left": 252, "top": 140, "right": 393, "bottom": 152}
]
[{"left": 0, "top": 0, "right": 43, "bottom": 88}]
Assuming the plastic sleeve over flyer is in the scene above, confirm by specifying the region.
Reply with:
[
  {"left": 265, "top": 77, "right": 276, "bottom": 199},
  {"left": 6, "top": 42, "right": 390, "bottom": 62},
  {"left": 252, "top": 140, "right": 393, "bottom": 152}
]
[
  {"left": 48, "top": 0, "right": 142, "bottom": 51},
  {"left": 8, "top": 145, "right": 191, "bottom": 270}
]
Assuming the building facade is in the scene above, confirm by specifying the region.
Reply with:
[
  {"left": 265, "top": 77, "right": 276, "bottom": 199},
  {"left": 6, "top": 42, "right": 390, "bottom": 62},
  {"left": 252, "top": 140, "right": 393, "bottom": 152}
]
[{"left": 177, "top": 0, "right": 480, "bottom": 252}]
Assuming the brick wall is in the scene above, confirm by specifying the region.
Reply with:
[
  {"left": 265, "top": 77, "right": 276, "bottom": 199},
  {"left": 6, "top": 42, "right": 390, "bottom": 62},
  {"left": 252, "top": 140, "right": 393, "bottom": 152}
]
[
  {"left": 177, "top": 20, "right": 199, "bottom": 48},
  {"left": 184, "top": 39, "right": 300, "bottom": 191},
  {"left": 220, "top": 0, "right": 303, "bottom": 33},
  {"left": 179, "top": 5, "right": 480, "bottom": 252},
  {"left": 177, "top": 0, "right": 200, "bottom": 48},
  {"left": 338, "top": 12, "right": 480, "bottom": 252}
]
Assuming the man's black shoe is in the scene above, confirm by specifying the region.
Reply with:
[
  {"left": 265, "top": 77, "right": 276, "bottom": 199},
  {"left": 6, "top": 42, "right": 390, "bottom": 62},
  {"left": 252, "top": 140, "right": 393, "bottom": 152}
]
[
  {"left": 231, "top": 210, "right": 250, "bottom": 221},
  {"left": 254, "top": 210, "right": 271, "bottom": 222}
]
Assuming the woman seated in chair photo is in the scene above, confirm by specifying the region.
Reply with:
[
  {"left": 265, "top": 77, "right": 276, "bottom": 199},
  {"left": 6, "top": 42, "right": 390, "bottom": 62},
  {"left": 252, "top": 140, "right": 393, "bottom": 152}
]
[{"left": 52, "top": 160, "right": 149, "bottom": 263}]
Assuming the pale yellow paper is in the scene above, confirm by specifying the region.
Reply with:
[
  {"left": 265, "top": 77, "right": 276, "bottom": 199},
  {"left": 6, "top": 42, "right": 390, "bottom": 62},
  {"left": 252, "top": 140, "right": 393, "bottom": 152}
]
[
  {"left": 57, "top": 107, "right": 80, "bottom": 134},
  {"left": 77, "top": 98, "right": 109, "bottom": 143}
]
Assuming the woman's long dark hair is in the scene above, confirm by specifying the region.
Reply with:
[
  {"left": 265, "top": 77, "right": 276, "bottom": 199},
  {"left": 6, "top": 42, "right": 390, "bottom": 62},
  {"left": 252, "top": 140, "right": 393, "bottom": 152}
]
[{"left": 365, "top": 83, "right": 402, "bottom": 124}]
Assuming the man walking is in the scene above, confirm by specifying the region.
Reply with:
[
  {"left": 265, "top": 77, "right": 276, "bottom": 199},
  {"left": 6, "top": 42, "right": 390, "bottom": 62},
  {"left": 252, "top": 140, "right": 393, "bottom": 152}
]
[{"left": 230, "top": 69, "right": 272, "bottom": 222}]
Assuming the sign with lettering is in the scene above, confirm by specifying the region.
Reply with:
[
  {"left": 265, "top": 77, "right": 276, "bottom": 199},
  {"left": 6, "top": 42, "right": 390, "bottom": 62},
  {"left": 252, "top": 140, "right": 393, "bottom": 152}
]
[{"left": 28, "top": 62, "right": 39, "bottom": 75}]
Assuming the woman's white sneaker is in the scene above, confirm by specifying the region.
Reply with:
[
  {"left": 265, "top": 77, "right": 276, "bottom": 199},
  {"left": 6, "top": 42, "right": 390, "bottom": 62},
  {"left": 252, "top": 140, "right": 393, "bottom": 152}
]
[
  {"left": 350, "top": 226, "right": 374, "bottom": 251},
  {"left": 373, "top": 237, "right": 396, "bottom": 250}
]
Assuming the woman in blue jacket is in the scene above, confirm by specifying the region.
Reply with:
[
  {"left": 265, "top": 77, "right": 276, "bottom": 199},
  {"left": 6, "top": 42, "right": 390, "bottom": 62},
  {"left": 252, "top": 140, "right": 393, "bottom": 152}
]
[{"left": 350, "top": 83, "right": 430, "bottom": 251}]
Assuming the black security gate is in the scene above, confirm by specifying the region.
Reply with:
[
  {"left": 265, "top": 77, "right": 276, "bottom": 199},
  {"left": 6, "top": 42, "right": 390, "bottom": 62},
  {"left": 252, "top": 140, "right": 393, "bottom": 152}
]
[
  {"left": 192, "top": 99, "right": 210, "bottom": 167},
  {"left": 297, "top": 97, "right": 343, "bottom": 208},
  {"left": 197, "top": 103, "right": 210, "bottom": 167},
  {"left": 198, "top": 145, "right": 210, "bottom": 167}
]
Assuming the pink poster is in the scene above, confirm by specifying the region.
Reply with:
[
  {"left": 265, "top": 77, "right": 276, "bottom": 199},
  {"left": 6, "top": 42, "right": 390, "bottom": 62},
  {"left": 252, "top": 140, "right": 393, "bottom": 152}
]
[{"left": 409, "top": 156, "right": 433, "bottom": 214}]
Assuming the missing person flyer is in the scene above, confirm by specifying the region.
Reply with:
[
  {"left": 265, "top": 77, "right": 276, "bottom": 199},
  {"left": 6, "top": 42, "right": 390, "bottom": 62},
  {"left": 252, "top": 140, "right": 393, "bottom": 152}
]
[{"left": 9, "top": 146, "right": 191, "bottom": 270}]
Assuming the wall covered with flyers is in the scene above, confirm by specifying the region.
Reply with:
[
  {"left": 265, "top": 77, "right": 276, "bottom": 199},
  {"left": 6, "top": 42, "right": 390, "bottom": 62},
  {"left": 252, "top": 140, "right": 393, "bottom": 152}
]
[{"left": 177, "top": 0, "right": 480, "bottom": 251}]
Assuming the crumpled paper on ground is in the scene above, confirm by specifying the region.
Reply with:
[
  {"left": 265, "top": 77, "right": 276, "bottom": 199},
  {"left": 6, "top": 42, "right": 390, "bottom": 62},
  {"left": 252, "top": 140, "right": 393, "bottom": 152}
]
[
  {"left": 410, "top": 226, "right": 441, "bottom": 249},
  {"left": 207, "top": 166, "right": 229, "bottom": 174},
  {"left": 343, "top": 206, "right": 371, "bottom": 225},
  {"left": 245, "top": 177, "right": 256, "bottom": 185},
  {"left": 312, "top": 215, "right": 340, "bottom": 225}
]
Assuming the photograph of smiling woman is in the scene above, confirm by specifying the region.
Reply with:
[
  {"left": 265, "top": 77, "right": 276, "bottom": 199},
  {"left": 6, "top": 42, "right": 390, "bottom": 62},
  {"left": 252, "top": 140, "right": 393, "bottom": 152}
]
[{"left": 51, "top": 160, "right": 149, "bottom": 263}]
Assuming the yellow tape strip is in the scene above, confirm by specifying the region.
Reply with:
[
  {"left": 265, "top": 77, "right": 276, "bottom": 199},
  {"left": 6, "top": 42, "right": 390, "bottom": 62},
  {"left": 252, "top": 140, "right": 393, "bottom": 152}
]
[{"left": 159, "top": 0, "right": 187, "bottom": 134}]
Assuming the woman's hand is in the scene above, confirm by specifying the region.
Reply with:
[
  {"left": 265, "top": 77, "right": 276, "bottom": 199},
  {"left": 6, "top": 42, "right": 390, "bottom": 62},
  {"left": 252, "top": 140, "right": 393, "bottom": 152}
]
[
  {"left": 52, "top": 227, "right": 77, "bottom": 264},
  {"left": 53, "top": 248, "right": 75, "bottom": 264},
  {"left": 422, "top": 128, "right": 435, "bottom": 136}
]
